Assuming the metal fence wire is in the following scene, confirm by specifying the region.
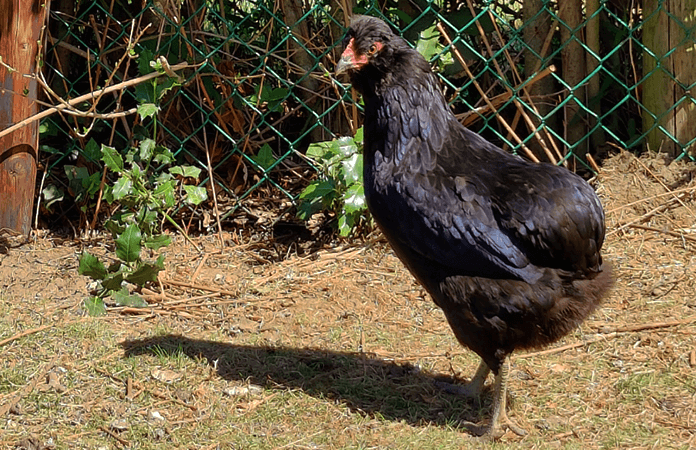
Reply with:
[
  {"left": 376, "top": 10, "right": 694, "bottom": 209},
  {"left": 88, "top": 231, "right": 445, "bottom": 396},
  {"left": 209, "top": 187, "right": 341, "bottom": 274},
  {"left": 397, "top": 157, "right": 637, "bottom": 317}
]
[{"left": 41, "top": 0, "right": 696, "bottom": 228}]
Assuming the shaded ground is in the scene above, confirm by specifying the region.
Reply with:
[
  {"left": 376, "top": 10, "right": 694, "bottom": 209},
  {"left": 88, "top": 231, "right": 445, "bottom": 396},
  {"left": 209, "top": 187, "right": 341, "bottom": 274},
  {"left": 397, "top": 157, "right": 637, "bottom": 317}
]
[{"left": 1, "top": 150, "right": 696, "bottom": 449}]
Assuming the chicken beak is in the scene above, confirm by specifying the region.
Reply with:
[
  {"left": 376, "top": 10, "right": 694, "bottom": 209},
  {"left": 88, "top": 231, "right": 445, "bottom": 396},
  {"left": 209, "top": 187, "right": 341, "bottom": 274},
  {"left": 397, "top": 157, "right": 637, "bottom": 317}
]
[
  {"left": 335, "top": 38, "right": 365, "bottom": 75},
  {"left": 335, "top": 53, "right": 355, "bottom": 75}
]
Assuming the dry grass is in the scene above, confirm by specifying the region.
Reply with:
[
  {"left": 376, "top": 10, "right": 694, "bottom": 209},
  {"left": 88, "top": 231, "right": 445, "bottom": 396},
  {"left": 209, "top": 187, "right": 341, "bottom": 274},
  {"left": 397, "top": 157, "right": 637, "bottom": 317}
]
[{"left": 1, "top": 150, "right": 696, "bottom": 449}]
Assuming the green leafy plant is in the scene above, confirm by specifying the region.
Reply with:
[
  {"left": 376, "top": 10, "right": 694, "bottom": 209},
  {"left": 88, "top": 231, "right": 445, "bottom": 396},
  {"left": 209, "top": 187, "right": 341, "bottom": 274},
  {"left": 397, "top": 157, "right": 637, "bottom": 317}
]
[
  {"left": 246, "top": 85, "right": 289, "bottom": 113},
  {"left": 78, "top": 59, "right": 207, "bottom": 315},
  {"left": 415, "top": 25, "right": 454, "bottom": 72},
  {"left": 78, "top": 131, "right": 207, "bottom": 314},
  {"left": 297, "top": 127, "right": 370, "bottom": 237},
  {"left": 251, "top": 143, "right": 278, "bottom": 171}
]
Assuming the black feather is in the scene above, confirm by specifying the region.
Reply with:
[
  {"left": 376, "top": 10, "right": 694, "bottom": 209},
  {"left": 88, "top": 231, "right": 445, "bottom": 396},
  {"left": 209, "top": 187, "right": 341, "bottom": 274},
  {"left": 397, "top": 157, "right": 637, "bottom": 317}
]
[{"left": 339, "top": 16, "right": 614, "bottom": 435}]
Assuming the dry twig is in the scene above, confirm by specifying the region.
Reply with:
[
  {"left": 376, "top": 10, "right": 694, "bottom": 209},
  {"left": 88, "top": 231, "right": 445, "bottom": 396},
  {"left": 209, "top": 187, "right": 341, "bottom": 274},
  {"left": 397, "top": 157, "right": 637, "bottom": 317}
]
[
  {"left": 0, "top": 62, "right": 195, "bottom": 141},
  {"left": 0, "top": 324, "right": 54, "bottom": 347},
  {"left": 0, "top": 356, "right": 59, "bottom": 417},
  {"left": 436, "top": 23, "right": 538, "bottom": 163},
  {"left": 160, "top": 279, "right": 240, "bottom": 297}
]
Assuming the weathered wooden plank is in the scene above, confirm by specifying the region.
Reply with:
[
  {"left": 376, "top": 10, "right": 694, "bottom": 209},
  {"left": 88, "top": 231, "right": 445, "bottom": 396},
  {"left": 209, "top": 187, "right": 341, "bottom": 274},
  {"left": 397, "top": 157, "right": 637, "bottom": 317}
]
[
  {"left": 558, "top": 0, "right": 586, "bottom": 155},
  {"left": 0, "top": 0, "right": 47, "bottom": 235},
  {"left": 642, "top": 0, "right": 696, "bottom": 157}
]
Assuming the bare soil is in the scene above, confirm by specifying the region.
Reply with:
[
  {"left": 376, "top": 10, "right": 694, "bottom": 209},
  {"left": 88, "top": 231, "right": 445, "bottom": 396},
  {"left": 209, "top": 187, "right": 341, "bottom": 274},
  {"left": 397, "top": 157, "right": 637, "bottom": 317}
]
[{"left": 1, "top": 150, "right": 696, "bottom": 449}]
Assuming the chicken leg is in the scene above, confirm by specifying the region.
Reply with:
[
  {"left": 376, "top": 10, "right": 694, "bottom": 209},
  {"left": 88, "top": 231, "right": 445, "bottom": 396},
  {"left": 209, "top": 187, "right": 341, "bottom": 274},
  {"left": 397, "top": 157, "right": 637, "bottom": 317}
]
[
  {"left": 435, "top": 359, "right": 490, "bottom": 398},
  {"left": 440, "top": 358, "right": 526, "bottom": 439},
  {"left": 484, "top": 358, "right": 526, "bottom": 439}
]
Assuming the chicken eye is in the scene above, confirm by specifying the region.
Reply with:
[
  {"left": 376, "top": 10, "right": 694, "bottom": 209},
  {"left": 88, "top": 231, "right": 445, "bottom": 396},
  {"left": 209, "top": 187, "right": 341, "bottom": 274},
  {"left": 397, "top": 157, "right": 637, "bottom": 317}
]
[{"left": 368, "top": 44, "right": 377, "bottom": 55}]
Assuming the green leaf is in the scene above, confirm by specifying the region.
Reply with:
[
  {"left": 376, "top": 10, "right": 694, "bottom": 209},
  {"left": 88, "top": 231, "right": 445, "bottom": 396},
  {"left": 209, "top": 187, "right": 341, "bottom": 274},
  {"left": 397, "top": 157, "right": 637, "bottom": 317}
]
[
  {"left": 64, "top": 165, "right": 87, "bottom": 180},
  {"left": 153, "top": 147, "right": 174, "bottom": 165},
  {"left": 134, "top": 82, "right": 154, "bottom": 104},
  {"left": 155, "top": 77, "right": 180, "bottom": 100},
  {"left": 137, "top": 48, "right": 156, "bottom": 75},
  {"left": 41, "top": 184, "right": 64, "bottom": 211},
  {"left": 341, "top": 153, "right": 363, "bottom": 185},
  {"left": 306, "top": 141, "right": 335, "bottom": 160},
  {"left": 266, "top": 87, "right": 288, "bottom": 102},
  {"left": 39, "top": 120, "right": 59, "bottom": 137},
  {"left": 353, "top": 126, "right": 364, "bottom": 145},
  {"left": 137, "top": 103, "right": 159, "bottom": 120},
  {"left": 139, "top": 138, "right": 156, "bottom": 161},
  {"left": 343, "top": 182, "right": 366, "bottom": 214},
  {"left": 266, "top": 87, "right": 288, "bottom": 112},
  {"left": 298, "top": 179, "right": 336, "bottom": 201},
  {"left": 101, "top": 271, "right": 124, "bottom": 291},
  {"left": 251, "top": 144, "right": 276, "bottom": 171},
  {"left": 169, "top": 165, "right": 201, "bottom": 178},
  {"left": 135, "top": 207, "right": 158, "bottom": 231},
  {"left": 40, "top": 144, "right": 60, "bottom": 154},
  {"left": 124, "top": 147, "right": 137, "bottom": 165},
  {"left": 83, "top": 172, "right": 102, "bottom": 197},
  {"left": 84, "top": 138, "right": 101, "bottom": 162},
  {"left": 106, "top": 211, "right": 137, "bottom": 235},
  {"left": 152, "top": 180, "right": 176, "bottom": 208},
  {"left": 144, "top": 234, "right": 172, "bottom": 251},
  {"left": 78, "top": 252, "right": 107, "bottom": 280},
  {"left": 296, "top": 197, "right": 317, "bottom": 220},
  {"left": 111, "top": 287, "right": 148, "bottom": 308},
  {"left": 125, "top": 260, "right": 164, "bottom": 285},
  {"left": 335, "top": 136, "right": 357, "bottom": 157},
  {"left": 183, "top": 185, "right": 207, "bottom": 205},
  {"left": 101, "top": 144, "right": 124, "bottom": 173},
  {"left": 338, "top": 213, "right": 352, "bottom": 237},
  {"left": 296, "top": 179, "right": 336, "bottom": 220},
  {"left": 84, "top": 297, "right": 106, "bottom": 316},
  {"left": 111, "top": 176, "right": 133, "bottom": 201},
  {"left": 130, "top": 163, "right": 142, "bottom": 180},
  {"left": 296, "top": 199, "right": 321, "bottom": 221},
  {"left": 155, "top": 172, "right": 174, "bottom": 184},
  {"left": 416, "top": 25, "right": 441, "bottom": 62},
  {"left": 115, "top": 224, "right": 142, "bottom": 263}
]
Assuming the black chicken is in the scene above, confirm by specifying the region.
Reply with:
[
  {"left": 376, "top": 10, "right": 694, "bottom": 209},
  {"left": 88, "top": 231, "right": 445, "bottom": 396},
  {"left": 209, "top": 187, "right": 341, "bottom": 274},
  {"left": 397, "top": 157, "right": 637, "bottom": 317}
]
[{"left": 335, "top": 16, "right": 613, "bottom": 439}]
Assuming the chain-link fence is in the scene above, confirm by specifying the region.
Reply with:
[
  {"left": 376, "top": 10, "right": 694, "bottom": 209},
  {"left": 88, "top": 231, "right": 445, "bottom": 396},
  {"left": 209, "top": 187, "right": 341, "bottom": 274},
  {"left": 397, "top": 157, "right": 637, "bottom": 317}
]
[{"left": 39, "top": 0, "right": 696, "bottom": 229}]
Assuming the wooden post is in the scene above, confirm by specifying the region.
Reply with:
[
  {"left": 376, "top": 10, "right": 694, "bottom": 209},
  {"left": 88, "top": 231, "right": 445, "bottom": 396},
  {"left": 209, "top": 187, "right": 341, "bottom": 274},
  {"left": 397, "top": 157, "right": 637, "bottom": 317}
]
[
  {"left": 643, "top": 0, "right": 696, "bottom": 157},
  {"left": 585, "top": 0, "right": 605, "bottom": 149},
  {"left": 522, "top": 0, "right": 557, "bottom": 161},
  {"left": 0, "top": 0, "right": 47, "bottom": 235},
  {"left": 558, "top": 0, "right": 586, "bottom": 156}
]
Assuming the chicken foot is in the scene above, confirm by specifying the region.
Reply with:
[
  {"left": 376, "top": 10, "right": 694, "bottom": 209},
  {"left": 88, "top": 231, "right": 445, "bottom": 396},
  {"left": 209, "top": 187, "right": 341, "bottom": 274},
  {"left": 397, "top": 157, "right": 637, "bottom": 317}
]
[
  {"left": 482, "top": 358, "right": 526, "bottom": 439},
  {"left": 435, "top": 359, "right": 490, "bottom": 398},
  {"left": 439, "top": 358, "right": 526, "bottom": 439}
]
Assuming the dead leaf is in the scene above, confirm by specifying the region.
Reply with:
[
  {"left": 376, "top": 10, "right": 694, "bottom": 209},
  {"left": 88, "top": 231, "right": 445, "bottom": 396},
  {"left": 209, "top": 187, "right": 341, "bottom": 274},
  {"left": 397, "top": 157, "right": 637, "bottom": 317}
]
[
  {"left": 550, "top": 363, "right": 569, "bottom": 373},
  {"left": 151, "top": 367, "right": 182, "bottom": 383}
]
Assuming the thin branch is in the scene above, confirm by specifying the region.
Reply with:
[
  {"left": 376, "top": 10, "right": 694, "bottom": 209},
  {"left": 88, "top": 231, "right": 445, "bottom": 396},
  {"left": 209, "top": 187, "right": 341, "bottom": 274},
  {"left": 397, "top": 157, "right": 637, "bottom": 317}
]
[
  {"left": 465, "top": 0, "right": 558, "bottom": 164},
  {"left": 590, "top": 317, "right": 696, "bottom": 333},
  {"left": 0, "top": 62, "right": 196, "bottom": 141},
  {"left": 456, "top": 67, "right": 556, "bottom": 127},
  {"left": 628, "top": 149, "right": 696, "bottom": 220},
  {"left": 520, "top": 317, "right": 696, "bottom": 358},
  {"left": 436, "top": 22, "right": 539, "bottom": 163},
  {"left": 606, "top": 186, "right": 695, "bottom": 214},
  {"left": 0, "top": 356, "right": 59, "bottom": 417},
  {"left": 518, "top": 334, "right": 614, "bottom": 359},
  {"left": 586, "top": 152, "right": 601, "bottom": 173},
  {"left": 609, "top": 193, "right": 689, "bottom": 236},
  {"left": 0, "top": 324, "right": 53, "bottom": 347},
  {"left": 161, "top": 279, "right": 240, "bottom": 297},
  {"left": 627, "top": 224, "right": 696, "bottom": 243}
]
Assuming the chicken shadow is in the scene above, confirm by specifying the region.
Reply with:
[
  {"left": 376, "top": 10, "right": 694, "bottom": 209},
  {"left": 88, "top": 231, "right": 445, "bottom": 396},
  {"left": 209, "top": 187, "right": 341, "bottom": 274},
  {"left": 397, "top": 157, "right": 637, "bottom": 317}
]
[{"left": 120, "top": 335, "right": 490, "bottom": 432}]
